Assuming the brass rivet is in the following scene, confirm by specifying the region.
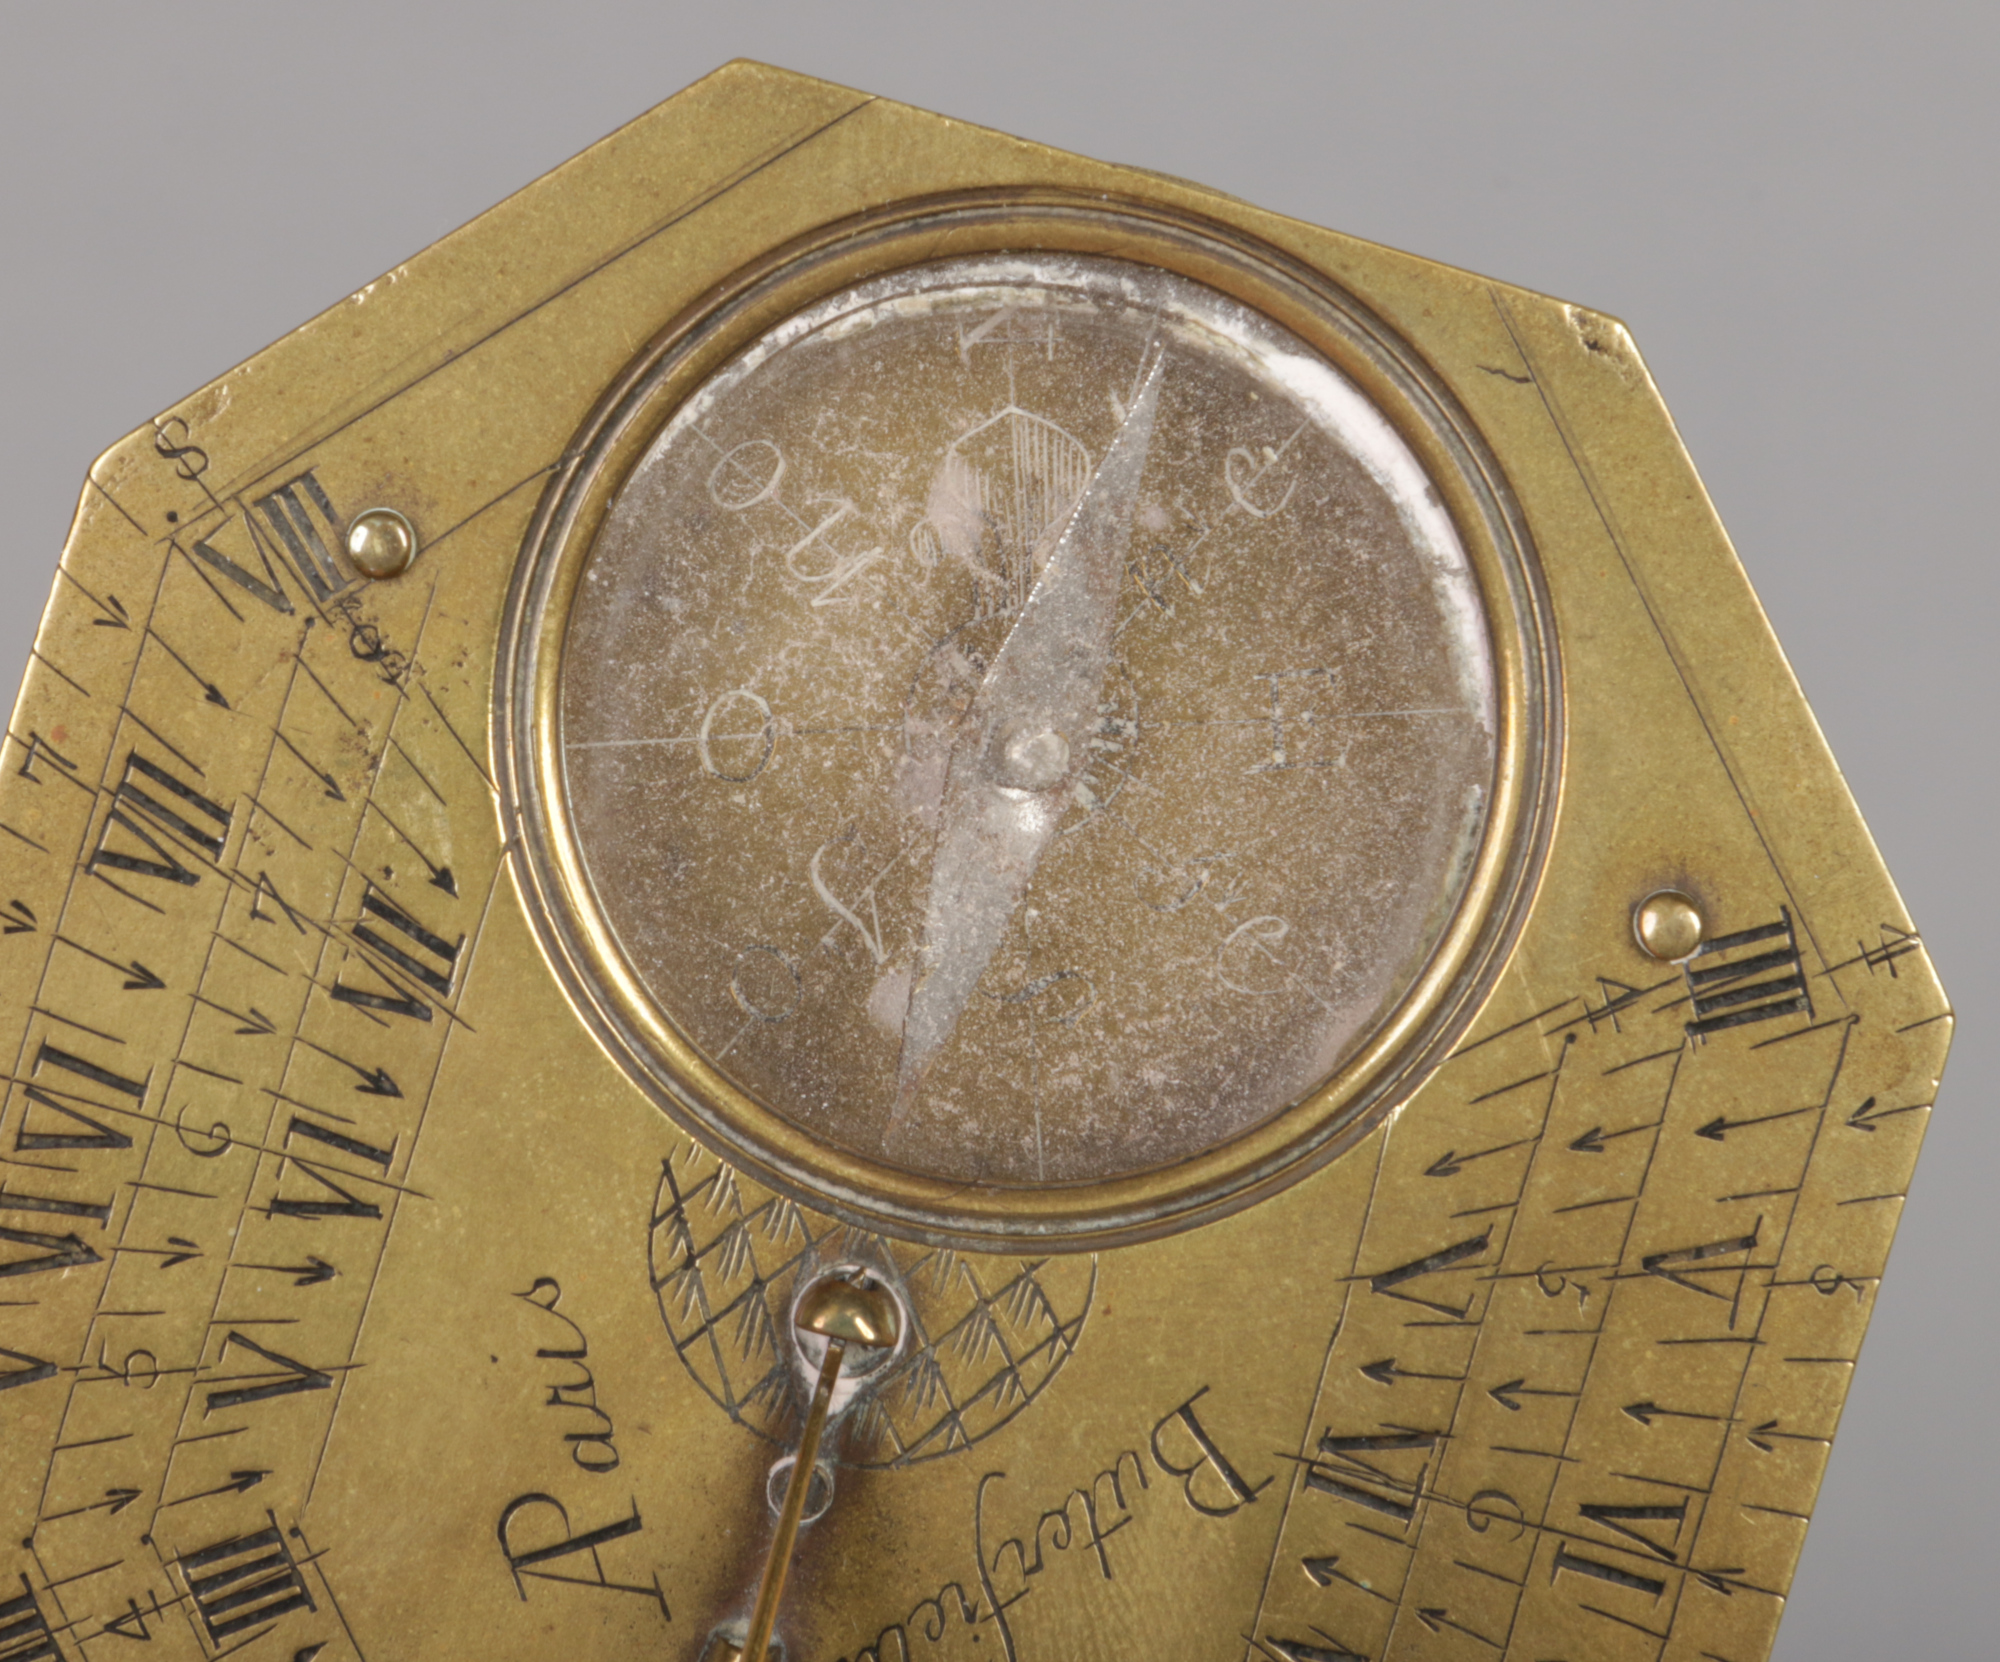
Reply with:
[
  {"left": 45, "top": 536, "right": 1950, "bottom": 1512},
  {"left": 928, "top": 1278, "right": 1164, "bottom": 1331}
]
[
  {"left": 1634, "top": 889, "right": 1704, "bottom": 962},
  {"left": 794, "top": 1273, "right": 900, "bottom": 1352},
  {"left": 345, "top": 507, "right": 417, "bottom": 579}
]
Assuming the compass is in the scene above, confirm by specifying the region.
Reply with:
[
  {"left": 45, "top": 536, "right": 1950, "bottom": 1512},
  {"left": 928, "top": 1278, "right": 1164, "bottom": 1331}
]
[
  {"left": 503, "top": 227, "right": 1547, "bottom": 1242},
  {"left": 0, "top": 61, "right": 1952, "bottom": 1662}
]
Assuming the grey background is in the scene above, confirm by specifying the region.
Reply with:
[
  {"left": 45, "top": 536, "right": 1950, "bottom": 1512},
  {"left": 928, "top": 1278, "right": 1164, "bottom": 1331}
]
[{"left": 0, "top": 2, "right": 1990, "bottom": 1655}]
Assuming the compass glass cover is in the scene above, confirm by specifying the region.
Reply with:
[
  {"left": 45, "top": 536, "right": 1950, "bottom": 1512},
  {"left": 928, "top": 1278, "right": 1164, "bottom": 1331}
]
[{"left": 557, "top": 253, "right": 1496, "bottom": 1187}]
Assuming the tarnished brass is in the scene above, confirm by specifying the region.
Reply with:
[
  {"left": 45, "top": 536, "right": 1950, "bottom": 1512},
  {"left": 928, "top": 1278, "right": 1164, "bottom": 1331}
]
[
  {"left": 0, "top": 60, "right": 1951, "bottom": 1662},
  {"left": 1635, "top": 888, "right": 1706, "bottom": 962}
]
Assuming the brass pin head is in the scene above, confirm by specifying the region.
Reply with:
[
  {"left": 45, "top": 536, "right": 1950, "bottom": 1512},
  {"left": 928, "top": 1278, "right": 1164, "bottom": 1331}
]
[
  {"left": 346, "top": 507, "right": 418, "bottom": 579},
  {"left": 794, "top": 1274, "right": 900, "bottom": 1352},
  {"left": 1634, "top": 889, "right": 1705, "bottom": 962}
]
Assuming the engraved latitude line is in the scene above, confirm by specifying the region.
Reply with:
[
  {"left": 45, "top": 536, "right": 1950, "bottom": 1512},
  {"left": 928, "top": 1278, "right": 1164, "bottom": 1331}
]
[
  {"left": 1485, "top": 289, "right": 1833, "bottom": 986},
  {"left": 134, "top": 102, "right": 879, "bottom": 524}
]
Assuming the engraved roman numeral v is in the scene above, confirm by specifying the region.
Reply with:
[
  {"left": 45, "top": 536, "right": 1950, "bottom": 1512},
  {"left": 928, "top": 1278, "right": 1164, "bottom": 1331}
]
[
  {"left": 204, "top": 1330, "right": 332, "bottom": 1413},
  {"left": 1363, "top": 1230, "right": 1492, "bottom": 1319}
]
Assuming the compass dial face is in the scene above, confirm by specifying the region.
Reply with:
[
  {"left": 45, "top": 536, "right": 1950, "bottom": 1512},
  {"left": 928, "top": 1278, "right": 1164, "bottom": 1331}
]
[{"left": 551, "top": 253, "right": 1498, "bottom": 1195}]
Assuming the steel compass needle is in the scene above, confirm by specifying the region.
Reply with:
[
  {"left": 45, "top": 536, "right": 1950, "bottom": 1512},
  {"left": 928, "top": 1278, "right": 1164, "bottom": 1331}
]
[{"left": 890, "top": 348, "right": 1167, "bottom": 1142}]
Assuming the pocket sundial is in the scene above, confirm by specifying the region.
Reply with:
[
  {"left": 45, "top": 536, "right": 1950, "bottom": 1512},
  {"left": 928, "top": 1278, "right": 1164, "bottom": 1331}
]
[{"left": 0, "top": 61, "right": 1951, "bottom": 1662}]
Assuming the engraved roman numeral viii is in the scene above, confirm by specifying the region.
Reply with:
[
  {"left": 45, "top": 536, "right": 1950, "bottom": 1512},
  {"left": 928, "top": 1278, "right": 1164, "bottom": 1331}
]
[
  {"left": 90, "top": 752, "right": 231, "bottom": 887},
  {"left": 186, "top": 471, "right": 346, "bottom": 615}
]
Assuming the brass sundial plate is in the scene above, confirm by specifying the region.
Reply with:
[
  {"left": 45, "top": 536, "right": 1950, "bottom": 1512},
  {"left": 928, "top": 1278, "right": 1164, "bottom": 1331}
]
[{"left": 0, "top": 62, "right": 1949, "bottom": 1662}]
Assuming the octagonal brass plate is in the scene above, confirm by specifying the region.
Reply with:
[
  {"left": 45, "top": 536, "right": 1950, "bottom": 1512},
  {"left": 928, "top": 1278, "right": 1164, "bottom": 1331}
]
[{"left": 0, "top": 61, "right": 1950, "bottom": 1662}]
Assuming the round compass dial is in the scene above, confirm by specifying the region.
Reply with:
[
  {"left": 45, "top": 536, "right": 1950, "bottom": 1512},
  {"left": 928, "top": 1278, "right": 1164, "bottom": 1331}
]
[{"left": 507, "top": 221, "right": 1544, "bottom": 1241}]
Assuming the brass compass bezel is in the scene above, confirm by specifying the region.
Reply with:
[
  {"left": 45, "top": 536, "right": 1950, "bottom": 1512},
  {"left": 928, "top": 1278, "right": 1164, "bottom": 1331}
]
[{"left": 495, "top": 190, "right": 1562, "bottom": 1250}]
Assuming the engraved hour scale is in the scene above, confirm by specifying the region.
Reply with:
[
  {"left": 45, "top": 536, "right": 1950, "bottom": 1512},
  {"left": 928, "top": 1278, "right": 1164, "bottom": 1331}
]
[{"left": 0, "top": 62, "right": 1951, "bottom": 1662}]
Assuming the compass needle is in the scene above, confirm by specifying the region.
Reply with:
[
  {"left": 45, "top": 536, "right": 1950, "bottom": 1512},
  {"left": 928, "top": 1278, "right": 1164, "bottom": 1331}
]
[
  {"left": 0, "top": 61, "right": 1950, "bottom": 1662},
  {"left": 892, "top": 351, "right": 1166, "bottom": 1140}
]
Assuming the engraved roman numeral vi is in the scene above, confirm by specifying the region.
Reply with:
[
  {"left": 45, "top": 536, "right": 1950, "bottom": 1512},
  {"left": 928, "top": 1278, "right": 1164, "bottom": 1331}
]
[
  {"left": 268, "top": 1117, "right": 392, "bottom": 1221},
  {"left": 1301, "top": 1427, "right": 1440, "bottom": 1525},
  {"left": 0, "top": 1188, "right": 110, "bottom": 1280},
  {"left": 14, "top": 1041, "right": 147, "bottom": 1151}
]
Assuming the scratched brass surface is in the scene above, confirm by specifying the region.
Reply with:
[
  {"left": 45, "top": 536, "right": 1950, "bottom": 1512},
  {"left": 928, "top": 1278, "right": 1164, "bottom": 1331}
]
[{"left": 0, "top": 61, "right": 1950, "bottom": 1662}]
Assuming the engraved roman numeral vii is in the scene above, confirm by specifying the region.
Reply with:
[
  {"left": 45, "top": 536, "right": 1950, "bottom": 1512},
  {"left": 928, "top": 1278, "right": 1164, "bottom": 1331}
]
[{"left": 330, "top": 886, "right": 461, "bottom": 1022}]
